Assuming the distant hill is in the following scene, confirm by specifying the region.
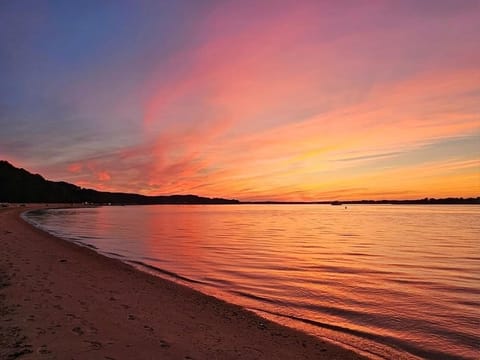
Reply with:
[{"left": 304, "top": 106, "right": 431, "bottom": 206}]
[{"left": 0, "top": 161, "right": 239, "bottom": 204}]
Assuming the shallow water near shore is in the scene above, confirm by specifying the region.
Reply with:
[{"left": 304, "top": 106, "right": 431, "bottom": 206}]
[{"left": 25, "top": 204, "right": 480, "bottom": 359}]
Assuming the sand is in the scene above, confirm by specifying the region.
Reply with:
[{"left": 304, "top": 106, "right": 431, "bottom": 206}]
[{"left": 0, "top": 205, "right": 366, "bottom": 360}]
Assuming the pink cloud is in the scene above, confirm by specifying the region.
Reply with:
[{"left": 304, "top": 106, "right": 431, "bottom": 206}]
[
  {"left": 67, "top": 163, "right": 82, "bottom": 173},
  {"left": 97, "top": 171, "right": 111, "bottom": 182}
]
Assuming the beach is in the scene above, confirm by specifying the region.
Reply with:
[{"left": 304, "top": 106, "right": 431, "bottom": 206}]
[{"left": 0, "top": 205, "right": 364, "bottom": 360}]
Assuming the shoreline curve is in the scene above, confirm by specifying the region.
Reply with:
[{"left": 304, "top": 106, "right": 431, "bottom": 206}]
[{"left": 0, "top": 204, "right": 368, "bottom": 360}]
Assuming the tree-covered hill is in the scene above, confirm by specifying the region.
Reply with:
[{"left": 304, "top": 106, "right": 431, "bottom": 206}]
[{"left": 0, "top": 161, "right": 239, "bottom": 204}]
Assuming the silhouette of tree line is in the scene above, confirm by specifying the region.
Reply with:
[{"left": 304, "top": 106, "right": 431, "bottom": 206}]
[{"left": 0, "top": 161, "right": 239, "bottom": 204}]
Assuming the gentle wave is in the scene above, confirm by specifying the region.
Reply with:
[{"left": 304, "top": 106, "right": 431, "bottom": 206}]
[
  {"left": 252, "top": 307, "right": 469, "bottom": 360},
  {"left": 128, "top": 259, "right": 207, "bottom": 285}
]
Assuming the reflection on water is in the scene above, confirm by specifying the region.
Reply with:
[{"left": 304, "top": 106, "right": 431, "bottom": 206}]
[{"left": 25, "top": 205, "right": 480, "bottom": 359}]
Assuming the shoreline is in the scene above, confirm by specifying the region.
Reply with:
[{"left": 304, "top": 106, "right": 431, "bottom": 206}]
[{"left": 0, "top": 205, "right": 366, "bottom": 359}]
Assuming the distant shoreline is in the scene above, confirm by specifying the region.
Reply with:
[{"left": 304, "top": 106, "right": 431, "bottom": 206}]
[
  {"left": 1, "top": 160, "right": 478, "bottom": 205},
  {"left": 241, "top": 198, "right": 480, "bottom": 205},
  {"left": 2, "top": 197, "right": 479, "bottom": 208}
]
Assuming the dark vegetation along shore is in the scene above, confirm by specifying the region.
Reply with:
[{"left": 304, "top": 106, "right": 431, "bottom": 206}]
[
  {"left": 1, "top": 160, "right": 478, "bottom": 205},
  {"left": 245, "top": 198, "right": 480, "bottom": 205},
  {"left": 0, "top": 161, "right": 239, "bottom": 205}
]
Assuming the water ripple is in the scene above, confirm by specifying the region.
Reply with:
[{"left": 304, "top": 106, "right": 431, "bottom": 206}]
[{"left": 25, "top": 204, "right": 480, "bottom": 360}]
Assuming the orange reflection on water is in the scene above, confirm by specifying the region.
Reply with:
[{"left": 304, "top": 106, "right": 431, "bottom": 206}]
[{"left": 28, "top": 205, "right": 480, "bottom": 359}]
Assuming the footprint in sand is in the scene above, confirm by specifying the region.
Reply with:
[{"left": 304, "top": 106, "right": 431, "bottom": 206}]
[
  {"left": 88, "top": 326, "right": 99, "bottom": 335},
  {"left": 159, "top": 340, "right": 170, "bottom": 348},
  {"left": 143, "top": 325, "right": 154, "bottom": 332},
  {"left": 66, "top": 313, "right": 80, "bottom": 320},
  {"left": 37, "top": 345, "right": 51, "bottom": 355},
  {"left": 72, "top": 326, "right": 84, "bottom": 336},
  {"left": 84, "top": 340, "right": 103, "bottom": 350}
]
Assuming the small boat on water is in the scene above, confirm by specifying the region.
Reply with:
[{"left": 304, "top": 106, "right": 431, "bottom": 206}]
[{"left": 331, "top": 201, "right": 343, "bottom": 206}]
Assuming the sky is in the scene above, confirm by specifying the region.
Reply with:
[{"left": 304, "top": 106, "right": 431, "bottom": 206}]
[{"left": 1, "top": 0, "right": 479, "bottom": 201}]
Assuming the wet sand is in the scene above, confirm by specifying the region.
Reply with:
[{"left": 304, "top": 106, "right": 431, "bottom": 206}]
[{"left": 0, "top": 205, "right": 365, "bottom": 360}]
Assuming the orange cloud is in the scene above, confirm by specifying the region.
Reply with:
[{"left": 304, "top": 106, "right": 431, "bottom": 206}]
[
  {"left": 97, "top": 171, "right": 111, "bottom": 182},
  {"left": 67, "top": 163, "right": 82, "bottom": 173}
]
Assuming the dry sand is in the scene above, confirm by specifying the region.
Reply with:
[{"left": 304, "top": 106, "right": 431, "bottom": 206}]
[{"left": 0, "top": 205, "right": 366, "bottom": 360}]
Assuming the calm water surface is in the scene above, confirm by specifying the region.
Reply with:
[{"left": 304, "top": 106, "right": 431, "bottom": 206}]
[{"left": 25, "top": 205, "right": 480, "bottom": 359}]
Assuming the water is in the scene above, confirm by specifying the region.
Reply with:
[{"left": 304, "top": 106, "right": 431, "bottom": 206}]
[{"left": 25, "top": 205, "right": 480, "bottom": 359}]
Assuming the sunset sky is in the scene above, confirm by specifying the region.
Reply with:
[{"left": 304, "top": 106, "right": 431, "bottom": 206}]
[{"left": 1, "top": 1, "right": 479, "bottom": 201}]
